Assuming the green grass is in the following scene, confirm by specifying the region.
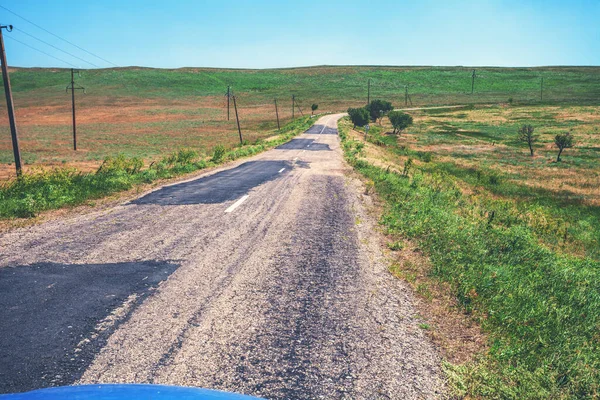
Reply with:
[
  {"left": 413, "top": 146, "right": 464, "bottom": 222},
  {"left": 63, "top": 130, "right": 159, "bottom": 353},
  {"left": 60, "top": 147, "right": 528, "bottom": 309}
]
[
  {"left": 8, "top": 66, "right": 600, "bottom": 107},
  {"left": 406, "top": 106, "right": 600, "bottom": 262},
  {"left": 339, "top": 117, "right": 600, "bottom": 399},
  {"left": 0, "top": 117, "right": 314, "bottom": 219}
]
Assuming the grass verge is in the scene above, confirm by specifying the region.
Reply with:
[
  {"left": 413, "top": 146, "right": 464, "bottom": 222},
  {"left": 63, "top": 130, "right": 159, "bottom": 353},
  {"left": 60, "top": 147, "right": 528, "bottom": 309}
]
[
  {"left": 339, "top": 118, "right": 599, "bottom": 399},
  {"left": 0, "top": 117, "right": 314, "bottom": 219}
]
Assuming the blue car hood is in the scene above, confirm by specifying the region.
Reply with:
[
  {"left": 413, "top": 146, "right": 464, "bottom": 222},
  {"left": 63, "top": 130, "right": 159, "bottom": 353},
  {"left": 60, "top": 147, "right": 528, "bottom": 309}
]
[{"left": 0, "top": 384, "right": 262, "bottom": 400}]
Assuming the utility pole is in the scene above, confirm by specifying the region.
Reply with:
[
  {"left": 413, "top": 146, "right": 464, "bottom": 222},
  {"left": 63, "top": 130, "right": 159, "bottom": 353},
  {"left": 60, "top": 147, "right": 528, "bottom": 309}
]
[
  {"left": 66, "top": 68, "right": 85, "bottom": 151},
  {"left": 404, "top": 85, "right": 413, "bottom": 107},
  {"left": 292, "top": 94, "right": 295, "bottom": 120},
  {"left": 367, "top": 78, "right": 371, "bottom": 105},
  {"left": 471, "top": 69, "right": 476, "bottom": 94},
  {"left": 296, "top": 99, "right": 304, "bottom": 116},
  {"left": 232, "top": 95, "right": 243, "bottom": 145},
  {"left": 226, "top": 85, "right": 231, "bottom": 120},
  {"left": 0, "top": 24, "right": 22, "bottom": 176},
  {"left": 540, "top": 77, "right": 543, "bottom": 102},
  {"left": 274, "top": 98, "right": 280, "bottom": 131}
]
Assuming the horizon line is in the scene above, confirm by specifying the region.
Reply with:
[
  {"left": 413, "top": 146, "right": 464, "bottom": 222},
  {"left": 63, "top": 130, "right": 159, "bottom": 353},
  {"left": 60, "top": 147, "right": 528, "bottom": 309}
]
[{"left": 8, "top": 63, "right": 600, "bottom": 71}]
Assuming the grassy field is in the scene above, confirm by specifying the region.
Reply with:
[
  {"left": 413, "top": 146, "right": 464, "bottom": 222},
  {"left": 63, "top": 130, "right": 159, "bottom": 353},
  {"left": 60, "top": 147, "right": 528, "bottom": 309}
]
[
  {"left": 1, "top": 66, "right": 599, "bottom": 179},
  {"left": 339, "top": 103, "right": 600, "bottom": 398}
]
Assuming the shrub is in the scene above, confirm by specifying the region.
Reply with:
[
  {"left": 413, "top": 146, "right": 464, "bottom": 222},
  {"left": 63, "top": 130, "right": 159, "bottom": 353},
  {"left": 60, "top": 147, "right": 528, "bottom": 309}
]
[
  {"left": 554, "top": 132, "right": 574, "bottom": 162},
  {"left": 388, "top": 111, "right": 413, "bottom": 134},
  {"left": 164, "top": 148, "right": 198, "bottom": 165},
  {"left": 365, "top": 99, "right": 393, "bottom": 122},
  {"left": 311, "top": 103, "right": 318, "bottom": 115},
  {"left": 347, "top": 107, "right": 369, "bottom": 128},
  {"left": 402, "top": 158, "right": 413, "bottom": 176},
  {"left": 343, "top": 140, "right": 364, "bottom": 159},
  {"left": 97, "top": 154, "right": 143, "bottom": 175},
  {"left": 211, "top": 145, "right": 226, "bottom": 163},
  {"left": 488, "top": 172, "right": 501, "bottom": 185},
  {"left": 517, "top": 124, "right": 537, "bottom": 156},
  {"left": 420, "top": 152, "right": 433, "bottom": 162}
]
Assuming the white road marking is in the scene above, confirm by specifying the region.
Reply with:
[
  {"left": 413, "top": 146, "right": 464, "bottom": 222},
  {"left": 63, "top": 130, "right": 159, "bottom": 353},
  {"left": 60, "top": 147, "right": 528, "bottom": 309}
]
[
  {"left": 225, "top": 195, "right": 249, "bottom": 213},
  {"left": 278, "top": 168, "right": 285, "bottom": 173},
  {"left": 319, "top": 116, "right": 330, "bottom": 134}
]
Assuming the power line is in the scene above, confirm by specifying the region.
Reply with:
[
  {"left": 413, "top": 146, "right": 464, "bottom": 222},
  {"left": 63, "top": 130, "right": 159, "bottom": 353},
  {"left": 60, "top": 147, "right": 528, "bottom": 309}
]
[
  {"left": 0, "top": 5, "right": 119, "bottom": 67},
  {"left": 13, "top": 27, "right": 99, "bottom": 68},
  {"left": 5, "top": 36, "right": 78, "bottom": 68}
]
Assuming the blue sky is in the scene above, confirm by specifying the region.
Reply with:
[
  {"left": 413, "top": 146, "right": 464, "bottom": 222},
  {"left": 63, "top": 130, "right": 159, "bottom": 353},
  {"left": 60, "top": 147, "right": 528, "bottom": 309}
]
[{"left": 1, "top": 0, "right": 599, "bottom": 69}]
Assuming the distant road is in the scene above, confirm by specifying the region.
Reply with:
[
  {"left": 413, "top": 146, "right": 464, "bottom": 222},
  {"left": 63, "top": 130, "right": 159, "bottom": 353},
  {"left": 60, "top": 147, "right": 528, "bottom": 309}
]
[{"left": 0, "top": 114, "right": 444, "bottom": 399}]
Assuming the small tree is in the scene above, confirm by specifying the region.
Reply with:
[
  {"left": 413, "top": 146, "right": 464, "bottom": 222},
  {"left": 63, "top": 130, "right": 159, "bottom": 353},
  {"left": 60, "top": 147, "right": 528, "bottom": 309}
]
[
  {"left": 388, "top": 111, "right": 413, "bottom": 134},
  {"left": 347, "top": 107, "right": 369, "bottom": 128},
  {"left": 311, "top": 103, "right": 318, "bottom": 115},
  {"left": 365, "top": 99, "right": 393, "bottom": 122},
  {"left": 518, "top": 124, "right": 537, "bottom": 156},
  {"left": 554, "top": 132, "right": 574, "bottom": 162}
]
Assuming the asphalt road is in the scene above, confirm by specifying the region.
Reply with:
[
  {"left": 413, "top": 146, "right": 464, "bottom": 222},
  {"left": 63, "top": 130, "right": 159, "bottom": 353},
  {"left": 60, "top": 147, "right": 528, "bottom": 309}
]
[{"left": 0, "top": 114, "right": 445, "bottom": 399}]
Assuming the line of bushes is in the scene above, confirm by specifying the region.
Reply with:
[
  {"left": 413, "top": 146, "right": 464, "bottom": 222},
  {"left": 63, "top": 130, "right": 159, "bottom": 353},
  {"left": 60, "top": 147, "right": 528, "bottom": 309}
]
[
  {"left": 0, "top": 117, "right": 314, "bottom": 219},
  {"left": 339, "top": 119, "right": 600, "bottom": 399}
]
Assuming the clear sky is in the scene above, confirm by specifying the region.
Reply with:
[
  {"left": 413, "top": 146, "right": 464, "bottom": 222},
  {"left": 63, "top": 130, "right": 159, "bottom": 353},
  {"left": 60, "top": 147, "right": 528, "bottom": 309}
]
[{"left": 1, "top": 0, "right": 599, "bottom": 69}]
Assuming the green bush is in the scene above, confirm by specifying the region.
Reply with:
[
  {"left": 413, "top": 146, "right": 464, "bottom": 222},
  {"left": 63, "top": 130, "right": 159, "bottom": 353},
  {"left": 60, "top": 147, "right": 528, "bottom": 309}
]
[
  {"left": 97, "top": 154, "right": 143, "bottom": 175},
  {"left": 164, "top": 148, "right": 198, "bottom": 165},
  {"left": 365, "top": 99, "right": 393, "bottom": 122},
  {"left": 388, "top": 111, "right": 413, "bottom": 134},
  {"left": 347, "top": 107, "right": 369, "bottom": 128},
  {"left": 211, "top": 145, "right": 226, "bottom": 163}
]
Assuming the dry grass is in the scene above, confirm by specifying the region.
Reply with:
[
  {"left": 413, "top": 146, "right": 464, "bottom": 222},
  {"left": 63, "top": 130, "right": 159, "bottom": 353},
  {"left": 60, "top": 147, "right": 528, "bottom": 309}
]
[
  {"left": 385, "top": 105, "right": 600, "bottom": 205},
  {"left": 0, "top": 96, "right": 298, "bottom": 180}
]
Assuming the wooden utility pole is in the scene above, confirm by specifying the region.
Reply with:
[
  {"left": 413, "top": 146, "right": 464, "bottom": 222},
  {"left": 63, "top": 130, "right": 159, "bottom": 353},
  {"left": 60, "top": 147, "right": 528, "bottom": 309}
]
[
  {"left": 405, "top": 85, "right": 408, "bottom": 107},
  {"left": 292, "top": 94, "right": 295, "bottom": 120},
  {"left": 471, "top": 69, "right": 476, "bottom": 94},
  {"left": 274, "top": 98, "right": 280, "bottom": 131},
  {"left": 0, "top": 24, "right": 22, "bottom": 176},
  {"left": 66, "top": 68, "right": 85, "bottom": 151},
  {"left": 540, "top": 77, "right": 543, "bottom": 102},
  {"left": 232, "top": 95, "right": 243, "bottom": 144},
  {"left": 367, "top": 78, "right": 371, "bottom": 105},
  {"left": 226, "top": 85, "right": 231, "bottom": 120},
  {"left": 296, "top": 99, "right": 304, "bottom": 116}
]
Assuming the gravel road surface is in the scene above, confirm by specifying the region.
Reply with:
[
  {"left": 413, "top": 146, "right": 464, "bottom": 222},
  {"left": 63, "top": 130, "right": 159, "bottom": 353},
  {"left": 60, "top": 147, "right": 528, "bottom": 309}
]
[{"left": 0, "top": 114, "right": 445, "bottom": 399}]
